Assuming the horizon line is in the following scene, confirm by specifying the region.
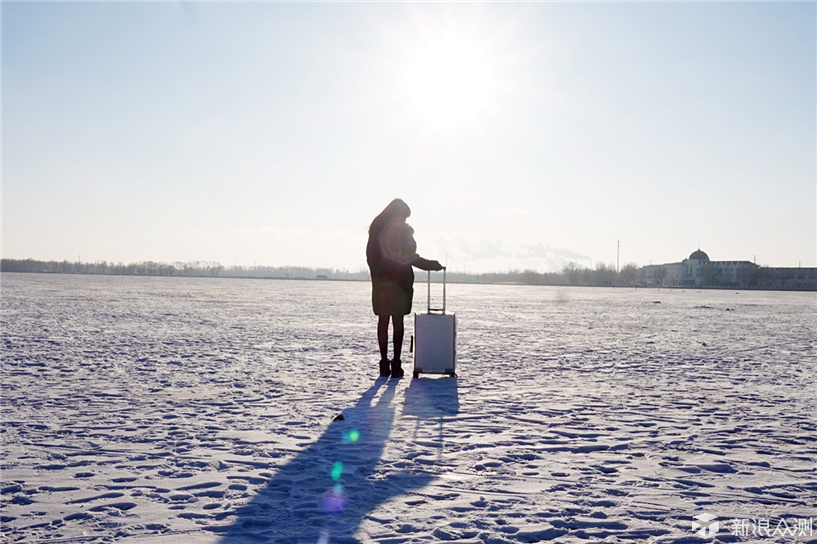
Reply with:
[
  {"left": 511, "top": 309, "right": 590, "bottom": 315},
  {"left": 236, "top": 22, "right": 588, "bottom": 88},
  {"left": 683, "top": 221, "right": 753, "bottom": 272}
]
[{"left": 2, "top": 256, "right": 814, "bottom": 274}]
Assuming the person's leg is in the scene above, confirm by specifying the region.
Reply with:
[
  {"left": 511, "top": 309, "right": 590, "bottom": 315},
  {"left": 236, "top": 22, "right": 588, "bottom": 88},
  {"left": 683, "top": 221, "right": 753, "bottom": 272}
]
[
  {"left": 377, "top": 314, "right": 390, "bottom": 376},
  {"left": 391, "top": 314, "right": 405, "bottom": 377},
  {"left": 392, "top": 314, "right": 404, "bottom": 360}
]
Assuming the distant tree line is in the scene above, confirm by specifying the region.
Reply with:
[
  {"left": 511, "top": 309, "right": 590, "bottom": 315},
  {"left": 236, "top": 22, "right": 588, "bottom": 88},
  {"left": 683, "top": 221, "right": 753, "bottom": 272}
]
[
  {"left": 7, "top": 257, "right": 811, "bottom": 289},
  {"left": 2, "top": 258, "right": 644, "bottom": 286},
  {"left": 0, "top": 258, "right": 373, "bottom": 281},
  {"left": 2, "top": 258, "right": 227, "bottom": 277},
  {"left": 445, "top": 262, "right": 641, "bottom": 287}
]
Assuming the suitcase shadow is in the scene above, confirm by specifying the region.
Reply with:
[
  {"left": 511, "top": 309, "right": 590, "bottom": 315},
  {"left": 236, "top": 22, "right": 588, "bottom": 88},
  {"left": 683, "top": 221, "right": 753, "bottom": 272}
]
[
  {"left": 403, "top": 376, "right": 460, "bottom": 419},
  {"left": 402, "top": 377, "right": 460, "bottom": 460},
  {"left": 215, "top": 379, "right": 434, "bottom": 543}
]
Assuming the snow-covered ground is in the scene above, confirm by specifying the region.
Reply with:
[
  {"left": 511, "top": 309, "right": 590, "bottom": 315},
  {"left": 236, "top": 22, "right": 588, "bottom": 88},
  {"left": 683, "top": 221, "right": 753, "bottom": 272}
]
[{"left": 2, "top": 273, "right": 815, "bottom": 544}]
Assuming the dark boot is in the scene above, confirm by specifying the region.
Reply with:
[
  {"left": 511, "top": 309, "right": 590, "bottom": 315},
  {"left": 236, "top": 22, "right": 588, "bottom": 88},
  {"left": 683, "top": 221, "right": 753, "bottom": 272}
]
[
  {"left": 379, "top": 359, "right": 391, "bottom": 377},
  {"left": 390, "top": 359, "right": 404, "bottom": 378}
]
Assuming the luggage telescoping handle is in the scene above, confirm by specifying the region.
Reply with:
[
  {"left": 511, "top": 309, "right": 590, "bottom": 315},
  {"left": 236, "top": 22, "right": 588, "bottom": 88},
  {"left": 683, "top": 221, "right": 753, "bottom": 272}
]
[{"left": 427, "top": 267, "right": 447, "bottom": 314}]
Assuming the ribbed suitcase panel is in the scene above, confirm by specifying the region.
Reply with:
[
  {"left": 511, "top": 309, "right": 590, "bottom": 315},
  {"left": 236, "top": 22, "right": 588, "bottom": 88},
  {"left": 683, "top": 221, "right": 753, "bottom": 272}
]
[{"left": 414, "top": 313, "right": 456, "bottom": 375}]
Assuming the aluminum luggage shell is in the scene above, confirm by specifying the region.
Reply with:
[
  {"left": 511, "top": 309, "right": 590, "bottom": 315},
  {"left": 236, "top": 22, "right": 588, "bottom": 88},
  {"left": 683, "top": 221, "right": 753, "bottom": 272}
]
[{"left": 412, "top": 269, "right": 456, "bottom": 378}]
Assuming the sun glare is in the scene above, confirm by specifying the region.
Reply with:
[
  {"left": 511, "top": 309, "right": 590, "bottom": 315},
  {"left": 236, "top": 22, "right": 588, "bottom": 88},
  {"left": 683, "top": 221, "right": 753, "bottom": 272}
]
[{"left": 403, "top": 30, "right": 497, "bottom": 130}]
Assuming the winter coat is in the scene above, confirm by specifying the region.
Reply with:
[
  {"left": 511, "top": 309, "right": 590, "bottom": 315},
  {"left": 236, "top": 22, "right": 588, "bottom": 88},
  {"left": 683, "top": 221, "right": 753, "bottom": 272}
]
[{"left": 366, "top": 221, "right": 436, "bottom": 316}]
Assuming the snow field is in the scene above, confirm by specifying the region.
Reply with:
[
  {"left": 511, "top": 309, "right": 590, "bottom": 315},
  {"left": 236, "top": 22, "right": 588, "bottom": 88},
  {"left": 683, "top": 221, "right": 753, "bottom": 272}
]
[{"left": 1, "top": 274, "right": 815, "bottom": 543}]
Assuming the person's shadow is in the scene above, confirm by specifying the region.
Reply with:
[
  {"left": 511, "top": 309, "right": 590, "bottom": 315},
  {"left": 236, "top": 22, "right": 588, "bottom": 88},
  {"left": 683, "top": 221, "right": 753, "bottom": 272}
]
[{"left": 215, "top": 379, "right": 434, "bottom": 543}]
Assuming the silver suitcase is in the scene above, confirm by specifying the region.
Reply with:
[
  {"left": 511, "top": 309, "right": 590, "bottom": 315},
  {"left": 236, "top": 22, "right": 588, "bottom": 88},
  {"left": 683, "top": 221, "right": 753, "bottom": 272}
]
[{"left": 412, "top": 269, "right": 456, "bottom": 378}]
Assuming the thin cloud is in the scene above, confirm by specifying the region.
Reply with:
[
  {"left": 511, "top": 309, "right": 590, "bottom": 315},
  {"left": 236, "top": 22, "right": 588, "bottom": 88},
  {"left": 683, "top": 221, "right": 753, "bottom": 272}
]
[{"left": 426, "top": 236, "right": 592, "bottom": 273}]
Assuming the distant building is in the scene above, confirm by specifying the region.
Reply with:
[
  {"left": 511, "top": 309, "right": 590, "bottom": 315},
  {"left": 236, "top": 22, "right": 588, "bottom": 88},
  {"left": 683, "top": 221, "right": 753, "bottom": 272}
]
[
  {"left": 638, "top": 249, "right": 817, "bottom": 290},
  {"left": 755, "top": 267, "right": 817, "bottom": 291}
]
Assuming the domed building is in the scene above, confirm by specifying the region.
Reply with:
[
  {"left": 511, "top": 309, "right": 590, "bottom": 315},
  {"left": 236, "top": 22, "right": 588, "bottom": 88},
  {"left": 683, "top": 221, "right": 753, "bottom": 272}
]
[
  {"left": 680, "top": 248, "right": 719, "bottom": 286},
  {"left": 688, "top": 249, "right": 709, "bottom": 262},
  {"left": 639, "top": 249, "right": 759, "bottom": 288},
  {"left": 637, "top": 249, "right": 816, "bottom": 289}
]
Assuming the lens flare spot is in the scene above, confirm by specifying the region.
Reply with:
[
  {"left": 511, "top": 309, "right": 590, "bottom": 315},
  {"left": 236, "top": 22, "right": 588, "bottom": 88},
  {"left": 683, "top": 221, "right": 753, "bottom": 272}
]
[
  {"left": 322, "top": 484, "right": 345, "bottom": 514},
  {"left": 345, "top": 429, "right": 360, "bottom": 443},
  {"left": 331, "top": 461, "right": 343, "bottom": 481}
]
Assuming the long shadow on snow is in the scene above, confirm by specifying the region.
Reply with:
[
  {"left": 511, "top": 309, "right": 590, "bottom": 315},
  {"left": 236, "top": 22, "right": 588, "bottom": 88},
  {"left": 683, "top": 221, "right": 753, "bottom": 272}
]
[
  {"left": 402, "top": 376, "right": 460, "bottom": 456},
  {"left": 403, "top": 376, "right": 459, "bottom": 418},
  {"left": 215, "top": 379, "right": 434, "bottom": 544}
]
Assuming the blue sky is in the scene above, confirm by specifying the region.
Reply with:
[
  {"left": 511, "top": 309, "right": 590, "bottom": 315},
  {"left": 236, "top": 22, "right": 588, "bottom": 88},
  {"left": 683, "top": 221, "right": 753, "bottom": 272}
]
[{"left": 3, "top": 2, "right": 815, "bottom": 272}]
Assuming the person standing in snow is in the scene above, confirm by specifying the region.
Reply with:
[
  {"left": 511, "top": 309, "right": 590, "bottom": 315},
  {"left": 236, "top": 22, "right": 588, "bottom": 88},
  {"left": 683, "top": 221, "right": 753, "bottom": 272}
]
[{"left": 367, "top": 199, "right": 443, "bottom": 378}]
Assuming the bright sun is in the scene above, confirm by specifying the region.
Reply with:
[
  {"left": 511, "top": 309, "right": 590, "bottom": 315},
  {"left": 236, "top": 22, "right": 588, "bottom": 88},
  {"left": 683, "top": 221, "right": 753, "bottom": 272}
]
[{"left": 402, "top": 30, "right": 497, "bottom": 130}]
